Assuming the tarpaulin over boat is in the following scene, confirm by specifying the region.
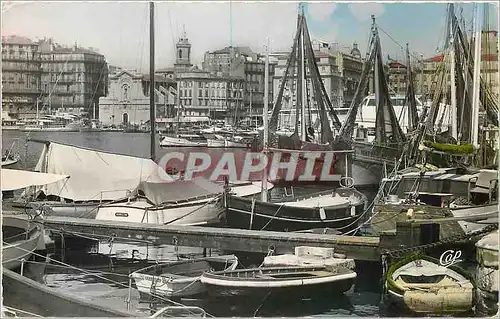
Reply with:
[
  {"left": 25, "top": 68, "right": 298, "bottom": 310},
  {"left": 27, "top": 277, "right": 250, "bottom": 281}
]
[
  {"left": 1, "top": 169, "right": 69, "bottom": 191},
  {"left": 33, "top": 142, "right": 220, "bottom": 202},
  {"left": 135, "top": 178, "right": 224, "bottom": 205}
]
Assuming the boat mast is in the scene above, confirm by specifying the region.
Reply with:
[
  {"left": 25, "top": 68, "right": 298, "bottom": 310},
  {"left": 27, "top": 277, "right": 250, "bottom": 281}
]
[
  {"left": 449, "top": 4, "right": 458, "bottom": 140},
  {"left": 149, "top": 1, "right": 156, "bottom": 160},
  {"left": 300, "top": 6, "right": 307, "bottom": 140},
  {"left": 261, "top": 38, "right": 269, "bottom": 202},
  {"left": 471, "top": 8, "right": 482, "bottom": 149}
]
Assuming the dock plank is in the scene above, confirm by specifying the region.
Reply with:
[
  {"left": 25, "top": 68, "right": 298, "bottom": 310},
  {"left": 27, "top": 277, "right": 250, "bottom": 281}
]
[{"left": 41, "top": 217, "right": 381, "bottom": 261}]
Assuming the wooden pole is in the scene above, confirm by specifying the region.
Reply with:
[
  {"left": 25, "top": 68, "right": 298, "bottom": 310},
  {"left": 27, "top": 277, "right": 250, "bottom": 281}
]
[
  {"left": 149, "top": 1, "right": 156, "bottom": 160},
  {"left": 261, "top": 38, "right": 269, "bottom": 202}
]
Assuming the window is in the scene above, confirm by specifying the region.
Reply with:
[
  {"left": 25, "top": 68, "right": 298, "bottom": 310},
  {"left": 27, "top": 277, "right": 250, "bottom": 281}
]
[{"left": 178, "top": 49, "right": 183, "bottom": 59}]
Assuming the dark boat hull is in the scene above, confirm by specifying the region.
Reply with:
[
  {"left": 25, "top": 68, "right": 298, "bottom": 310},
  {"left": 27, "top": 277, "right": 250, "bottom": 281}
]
[
  {"left": 207, "top": 277, "right": 355, "bottom": 298},
  {"left": 2, "top": 268, "right": 134, "bottom": 317},
  {"left": 224, "top": 189, "right": 366, "bottom": 232}
]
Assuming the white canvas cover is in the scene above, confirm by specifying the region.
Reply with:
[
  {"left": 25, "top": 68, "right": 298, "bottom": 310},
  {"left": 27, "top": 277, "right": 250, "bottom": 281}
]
[
  {"left": 1, "top": 169, "right": 69, "bottom": 191},
  {"left": 137, "top": 178, "right": 224, "bottom": 205},
  {"left": 34, "top": 142, "right": 223, "bottom": 202},
  {"left": 34, "top": 142, "right": 175, "bottom": 201}
]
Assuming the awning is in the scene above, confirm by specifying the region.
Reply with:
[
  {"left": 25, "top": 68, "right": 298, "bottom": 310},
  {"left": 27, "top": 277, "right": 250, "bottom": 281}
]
[{"left": 1, "top": 169, "right": 69, "bottom": 191}]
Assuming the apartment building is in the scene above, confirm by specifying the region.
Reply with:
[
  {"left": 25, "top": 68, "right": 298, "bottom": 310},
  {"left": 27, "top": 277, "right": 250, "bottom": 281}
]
[
  {"left": 38, "top": 38, "right": 108, "bottom": 118},
  {"left": 1, "top": 35, "right": 42, "bottom": 119}
]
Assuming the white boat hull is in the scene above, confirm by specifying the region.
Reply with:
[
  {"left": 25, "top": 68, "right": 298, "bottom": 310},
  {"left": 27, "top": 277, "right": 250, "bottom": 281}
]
[
  {"left": 206, "top": 138, "right": 226, "bottom": 148},
  {"left": 160, "top": 136, "right": 207, "bottom": 147},
  {"left": 1, "top": 158, "right": 19, "bottom": 167},
  {"left": 351, "top": 161, "right": 382, "bottom": 186},
  {"left": 20, "top": 127, "right": 79, "bottom": 132},
  {"left": 131, "top": 256, "right": 238, "bottom": 297},
  {"left": 2, "top": 216, "right": 43, "bottom": 270},
  {"left": 224, "top": 140, "right": 250, "bottom": 148},
  {"left": 94, "top": 197, "right": 223, "bottom": 226}
]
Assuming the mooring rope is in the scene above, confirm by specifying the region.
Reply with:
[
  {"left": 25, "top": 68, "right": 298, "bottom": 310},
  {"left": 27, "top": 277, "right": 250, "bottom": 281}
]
[{"left": 9, "top": 245, "right": 215, "bottom": 317}]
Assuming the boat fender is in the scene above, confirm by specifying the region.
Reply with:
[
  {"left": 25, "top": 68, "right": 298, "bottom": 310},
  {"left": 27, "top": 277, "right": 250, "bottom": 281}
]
[
  {"left": 406, "top": 208, "right": 414, "bottom": 219},
  {"left": 319, "top": 207, "right": 326, "bottom": 220},
  {"left": 350, "top": 206, "right": 356, "bottom": 216}
]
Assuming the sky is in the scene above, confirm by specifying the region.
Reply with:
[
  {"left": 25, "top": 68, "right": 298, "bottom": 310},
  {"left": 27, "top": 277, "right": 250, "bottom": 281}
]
[{"left": 2, "top": 1, "right": 498, "bottom": 72}]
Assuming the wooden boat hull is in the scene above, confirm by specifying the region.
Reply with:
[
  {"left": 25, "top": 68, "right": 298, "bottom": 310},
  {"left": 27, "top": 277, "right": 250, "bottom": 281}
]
[
  {"left": 386, "top": 286, "right": 474, "bottom": 315},
  {"left": 224, "top": 189, "right": 366, "bottom": 232},
  {"left": 2, "top": 268, "right": 133, "bottom": 317},
  {"left": 131, "top": 255, "right": 238, "bottom": 298},
  {"left": 384, "top": 254, "right": 475, "bottom": 315},
  {"left": 2, "top": 217, "right": 43, "bottom": 270},
  {"left": 201, "top": 266, "right": 356, "bottom": 298}
]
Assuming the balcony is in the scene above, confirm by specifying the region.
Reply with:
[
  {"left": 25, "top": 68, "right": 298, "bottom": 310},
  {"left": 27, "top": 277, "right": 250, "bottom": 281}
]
[{"left": 1, "top": 87, "right": 40, "bottom": 94}]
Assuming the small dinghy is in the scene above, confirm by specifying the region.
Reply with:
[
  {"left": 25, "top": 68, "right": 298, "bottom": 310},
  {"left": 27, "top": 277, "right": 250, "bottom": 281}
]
[
  {"left": 200, "top": 265, "right": 356, "bottom": 297},
  {"left": 130, "top": 255, "right": 238, "bottom": 298},
  {"left": 2, "top": 216, "right": 43, "bottom": 270},
  {"left": 1, "top": 154, "right": 19, "bottom": 167},
  {"left": 385, "top": 253, "right": 475, "bottom": 315}
]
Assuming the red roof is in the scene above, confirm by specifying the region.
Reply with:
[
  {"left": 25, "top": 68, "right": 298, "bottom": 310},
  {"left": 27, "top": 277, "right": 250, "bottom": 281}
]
[
  {"left": 388, "top": 61, "right": 406, "bottom": 68},
  {"left": 425, "top": 53, "right": 445, "bottom": 62}
]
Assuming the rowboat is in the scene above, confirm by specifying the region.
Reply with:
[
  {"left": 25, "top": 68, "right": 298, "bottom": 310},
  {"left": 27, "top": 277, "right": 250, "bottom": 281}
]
[
  {"left": 200, "top": 265, "right": 356, "bottom": 297},
  {"left": 130, "top": 255, "right": 238, "bottom": 298},
  {"left": 385, "top": 253, "right": 475, "bottom": 315}
]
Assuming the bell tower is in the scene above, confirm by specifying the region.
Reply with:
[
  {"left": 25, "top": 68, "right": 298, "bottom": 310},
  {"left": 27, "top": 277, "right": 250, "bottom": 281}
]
[{"left": 174, "top": 25, "right": 192, "bottom": 72}]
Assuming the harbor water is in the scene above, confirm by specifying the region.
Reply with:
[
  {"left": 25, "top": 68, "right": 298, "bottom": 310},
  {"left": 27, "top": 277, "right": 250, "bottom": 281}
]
[{"left": 1, "top": 131, "right": 410, "bottom": 316}]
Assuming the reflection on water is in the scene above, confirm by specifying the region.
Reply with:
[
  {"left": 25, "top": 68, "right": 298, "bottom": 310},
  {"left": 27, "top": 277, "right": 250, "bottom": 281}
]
[
  {"left": 3, "top": 131, "right": 384, "bottom": 317},
  {"left": 14, "top": 240, "right": 385, "bottom": 318}
]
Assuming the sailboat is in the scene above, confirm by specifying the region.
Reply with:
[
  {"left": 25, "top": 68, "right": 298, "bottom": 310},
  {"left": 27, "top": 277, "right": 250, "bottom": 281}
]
[
  {"left": 371, "top": 4, "right": 498, "bottom": 236},
  {"left": 262, "top": 6, "right": 353, "bottom": 186},
  {"left": 223, "top": 32, "right": 368, "bottom": 233},
  {"left": 336, "top": 16, "right": 406, "bottom": 187}
]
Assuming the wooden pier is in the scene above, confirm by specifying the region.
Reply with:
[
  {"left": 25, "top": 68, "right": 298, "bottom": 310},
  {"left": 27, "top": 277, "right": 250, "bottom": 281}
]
[
  {"left": 17, "top": 212, "right": 497, "bottom": 262},
  {"left": 40, "top": 217, "right": 381, "bottom": 261}
]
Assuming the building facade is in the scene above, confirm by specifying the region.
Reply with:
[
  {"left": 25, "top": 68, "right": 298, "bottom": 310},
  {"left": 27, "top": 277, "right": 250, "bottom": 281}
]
[
  {"left": 38, "top": 39, "right": 108, "bottom": 119},
  {"left": 99, "top": 70, "right": 176, "bottom": 126},
  {"left": 203, "top": 46, "right": 275, "bottom": 126},
  {"left": 176, "top": 68, "right": 244, "bottom": 124},
  {"left": 1, "top": 35, "right": 42, "bottom": 119},
  {"left": 272, "top": 44, "right": 362, "bottom": 112},
  {"left": 386, "top": 60, "right": 409, "bottom": 95},
  {"left": 334, "top": 51, "right": 363, "bottom": 107}
]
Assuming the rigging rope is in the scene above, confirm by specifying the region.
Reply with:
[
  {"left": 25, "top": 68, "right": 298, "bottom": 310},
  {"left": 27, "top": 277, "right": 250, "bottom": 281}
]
[{"left": 9, "top": 244, "right": 215, "bottom": 317}]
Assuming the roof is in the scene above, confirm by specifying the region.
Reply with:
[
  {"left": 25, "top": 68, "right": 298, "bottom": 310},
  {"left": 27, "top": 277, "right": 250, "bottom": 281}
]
[
  {"left": 425, "top": 53, "right": 444, "bottom": 62},
  {"left": 1, "top": 169, "right": 69, "bottom": 191},
  {"left": 142, "top": 74, "right": 176, "bottom": 83},
  {"left": 211, "top": 46, "right": 255, "bottom": 56},
  {"left": 388, "top": 61, "right": 406, "bottom": 68},
  {"left": 109, "top": 69, "right": 143, "bottom": 80},
  {"left": 2, "top": 35, "right": 34, "bottom": 45},
  {"left": 50, "top": 45, "right": 102, "bottom": 55},
  {"left": 313, "top": 50, "right": 330, "bottom": 58},
  {"left": 156, "top": 67, "right": 176, "bottom": 73}
]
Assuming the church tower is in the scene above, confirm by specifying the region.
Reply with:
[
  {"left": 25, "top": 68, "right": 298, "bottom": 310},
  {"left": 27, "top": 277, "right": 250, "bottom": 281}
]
[{"left": 174, "top": 25, "right": 192, "bottom": 72}]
